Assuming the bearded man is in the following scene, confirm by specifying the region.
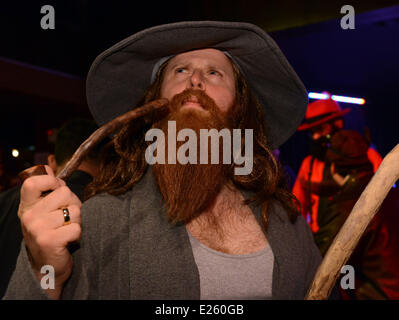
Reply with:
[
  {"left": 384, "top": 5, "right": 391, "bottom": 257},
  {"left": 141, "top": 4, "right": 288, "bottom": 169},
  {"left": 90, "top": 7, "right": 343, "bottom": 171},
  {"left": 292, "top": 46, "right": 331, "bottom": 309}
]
[{"left": 5, "top": 21, "right": 328, "bottom": 300}]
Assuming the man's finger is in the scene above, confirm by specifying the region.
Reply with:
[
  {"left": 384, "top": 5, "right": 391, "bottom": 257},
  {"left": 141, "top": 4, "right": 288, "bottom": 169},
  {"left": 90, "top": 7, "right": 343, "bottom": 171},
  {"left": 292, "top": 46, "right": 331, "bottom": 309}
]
[
  {"left": 52, "top": 223, "right": 82, "bottom": 246},
  {"left": 34, "top": 185, "right": 81, "bottom": 214},
  {"left": 32, "top": 205, "right": 81, "bottom": 230},
  {"left": 20, "top": 175, "right": 65, "bottom": 208},
  {"left": 44, "top": 165, "right": 55, "bottom": 177}
]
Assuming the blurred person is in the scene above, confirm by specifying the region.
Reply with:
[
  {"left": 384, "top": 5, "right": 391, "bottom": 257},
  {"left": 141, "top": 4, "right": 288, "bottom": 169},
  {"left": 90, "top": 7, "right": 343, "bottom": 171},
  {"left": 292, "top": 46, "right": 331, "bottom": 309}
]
[
  {"left": 315, "top": 130, "right": 399, "bottom": 299},
  {"left": 292, "top": 98, "right": 382, "bottom": 233},
  {"left": 4, "top": 21, "right": 338, "bottom": 300},
  {"left": 0, "top": 118, "right": 100, "bottom": 298},
  {"left": 0, "top": 162, "right": 18, "bottom": 192}
]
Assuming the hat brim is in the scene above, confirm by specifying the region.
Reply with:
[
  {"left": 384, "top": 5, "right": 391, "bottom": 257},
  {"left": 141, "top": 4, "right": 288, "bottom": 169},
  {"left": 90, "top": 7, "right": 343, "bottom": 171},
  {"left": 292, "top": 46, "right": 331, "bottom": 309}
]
[
  {"left": 86, "top": 21, "right": 308, "bottom": 149},
  {"left": 297, "top": 109, "right": 350, "bottom": 131}
]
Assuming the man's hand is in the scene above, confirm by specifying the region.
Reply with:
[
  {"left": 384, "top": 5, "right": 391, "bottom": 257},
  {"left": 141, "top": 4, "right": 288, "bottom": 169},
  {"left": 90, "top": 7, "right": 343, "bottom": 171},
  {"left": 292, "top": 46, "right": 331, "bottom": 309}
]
[
  {"left": 330, "top": 162, "right": 350, "bottom": 186},
  {"left": 18, "top": 165, "right": 82, "bottom": 299}
]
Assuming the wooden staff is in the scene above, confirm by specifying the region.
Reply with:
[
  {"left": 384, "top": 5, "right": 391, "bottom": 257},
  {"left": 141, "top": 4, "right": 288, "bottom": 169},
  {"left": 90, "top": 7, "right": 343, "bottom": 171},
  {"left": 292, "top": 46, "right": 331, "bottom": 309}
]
[
  {"left": 19, "top": 98, "right": 169, "bottom": 181},
  {"left": 305, "top": 143, "right": 399, "bottom": 300}
]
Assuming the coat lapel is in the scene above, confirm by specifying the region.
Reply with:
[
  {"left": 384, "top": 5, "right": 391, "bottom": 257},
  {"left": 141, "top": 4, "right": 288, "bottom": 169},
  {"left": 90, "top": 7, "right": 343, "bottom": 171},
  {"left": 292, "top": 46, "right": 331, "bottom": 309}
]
[
  {"left": 242, "top": 191, "right": 295, "bottom": 299},
  {"left": 128, "top": 167, "right": 200, "bottom": 299}
]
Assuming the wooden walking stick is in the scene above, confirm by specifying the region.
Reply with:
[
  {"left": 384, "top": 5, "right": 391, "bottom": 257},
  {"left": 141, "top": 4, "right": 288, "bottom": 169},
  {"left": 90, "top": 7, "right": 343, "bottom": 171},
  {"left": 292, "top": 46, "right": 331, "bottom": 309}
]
[
  {"left": 305, "top": 143, "right": 399, "bottom": 300},
  {"left": 19, "top": 98, "right": 169, "bottom": 182}
]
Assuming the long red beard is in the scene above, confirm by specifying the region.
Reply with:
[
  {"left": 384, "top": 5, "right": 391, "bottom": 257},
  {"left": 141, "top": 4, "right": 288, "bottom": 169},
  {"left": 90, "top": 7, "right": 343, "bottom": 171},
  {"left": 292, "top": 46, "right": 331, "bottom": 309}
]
[{"left": 152, "top": 89, "right": 234, "bottom": 224}]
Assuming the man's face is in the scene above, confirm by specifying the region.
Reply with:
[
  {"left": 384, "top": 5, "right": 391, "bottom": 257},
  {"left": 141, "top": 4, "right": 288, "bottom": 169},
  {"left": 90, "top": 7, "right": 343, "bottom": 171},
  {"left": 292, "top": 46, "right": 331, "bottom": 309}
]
[
  {"left": 310, "top": 119, "right": 344, "bottom": 140},
  {"left": 311, "top": 123, "right": 334, "bottom": 140},
  {"left": 160, "top": 48, "right": 236, "bottom": 114}
]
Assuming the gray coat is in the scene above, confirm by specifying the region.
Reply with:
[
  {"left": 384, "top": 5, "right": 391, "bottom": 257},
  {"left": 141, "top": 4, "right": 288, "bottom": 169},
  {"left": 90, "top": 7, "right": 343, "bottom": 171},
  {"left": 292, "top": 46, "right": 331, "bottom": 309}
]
[{"left": 4, "top": 167, "right": 322, "bottom": 300}]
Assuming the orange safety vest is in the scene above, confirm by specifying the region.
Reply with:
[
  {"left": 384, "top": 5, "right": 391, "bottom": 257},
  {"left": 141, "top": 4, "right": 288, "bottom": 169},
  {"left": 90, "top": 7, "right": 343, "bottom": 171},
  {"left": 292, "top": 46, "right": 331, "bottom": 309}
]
[{"left": 292, "top": 147, "right": 383, "bottom": 233}]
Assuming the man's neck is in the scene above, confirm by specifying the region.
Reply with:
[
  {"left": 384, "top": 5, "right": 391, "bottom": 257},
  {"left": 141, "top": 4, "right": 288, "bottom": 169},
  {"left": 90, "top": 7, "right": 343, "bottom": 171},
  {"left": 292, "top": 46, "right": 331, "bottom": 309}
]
[
  {"left": 185, "top": 182, "right": 268, "bottom": 254},
  {"left": 76, "top": 160, "right": 98, "bottom": 178},
  {"left": 205, "top": 183, "right": 251, "bottom": 219},
  {"left": 56, "top": 160, "right": 98, "bottom": 178},
  {"left": 186, "top": 183, "right": 254, "bottom": 237}
]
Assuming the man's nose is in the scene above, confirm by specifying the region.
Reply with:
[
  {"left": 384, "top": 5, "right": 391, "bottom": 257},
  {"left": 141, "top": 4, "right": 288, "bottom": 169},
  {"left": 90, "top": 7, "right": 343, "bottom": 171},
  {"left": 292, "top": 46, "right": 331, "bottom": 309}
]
[{"left": 188, "top": 69, "right": 205, "bottom": 90}]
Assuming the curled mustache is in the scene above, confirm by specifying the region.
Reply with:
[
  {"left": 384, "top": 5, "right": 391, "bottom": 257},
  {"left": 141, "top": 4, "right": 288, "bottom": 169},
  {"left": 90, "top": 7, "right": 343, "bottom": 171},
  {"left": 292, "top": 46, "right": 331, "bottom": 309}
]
[{"left": 168, "top": 88, "right": 221, "bottom": 115}]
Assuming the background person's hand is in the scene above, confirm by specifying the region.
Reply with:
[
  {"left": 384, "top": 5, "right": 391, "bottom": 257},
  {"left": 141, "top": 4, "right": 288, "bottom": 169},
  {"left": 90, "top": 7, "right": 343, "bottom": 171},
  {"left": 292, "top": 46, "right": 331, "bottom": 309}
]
[
  {"left": 18, "top": 165, "right": 82, "bottom": 299},
  {"left": 330, "top": 162, "right": 350, "bottom": 186}
]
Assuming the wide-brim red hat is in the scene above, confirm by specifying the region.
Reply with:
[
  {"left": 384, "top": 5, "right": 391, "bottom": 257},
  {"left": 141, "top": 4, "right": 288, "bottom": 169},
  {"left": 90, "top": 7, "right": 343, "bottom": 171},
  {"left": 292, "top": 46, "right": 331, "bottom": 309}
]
[{"left": 297, "top": 98, "right": 350, "bottom": 131}]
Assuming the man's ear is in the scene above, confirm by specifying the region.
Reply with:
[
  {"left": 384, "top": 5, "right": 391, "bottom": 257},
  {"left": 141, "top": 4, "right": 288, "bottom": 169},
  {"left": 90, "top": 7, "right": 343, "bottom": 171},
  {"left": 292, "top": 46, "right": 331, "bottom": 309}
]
[{"left": 47, "top": 154, "right": 57, "bottom": 173}]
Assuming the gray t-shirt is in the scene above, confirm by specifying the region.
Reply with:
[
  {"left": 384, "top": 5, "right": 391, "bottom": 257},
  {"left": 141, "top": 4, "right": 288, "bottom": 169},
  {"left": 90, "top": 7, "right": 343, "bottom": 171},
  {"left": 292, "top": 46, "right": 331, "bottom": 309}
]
[{"left": 187, "top": 231, "right": 274, "bottom": 299}]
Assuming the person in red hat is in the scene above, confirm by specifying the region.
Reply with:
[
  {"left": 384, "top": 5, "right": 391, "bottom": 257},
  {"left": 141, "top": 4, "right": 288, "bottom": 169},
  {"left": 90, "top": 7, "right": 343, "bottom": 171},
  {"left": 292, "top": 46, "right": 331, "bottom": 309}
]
[{"left": 292, "top": 97, "right": 382, "bottom": 233}]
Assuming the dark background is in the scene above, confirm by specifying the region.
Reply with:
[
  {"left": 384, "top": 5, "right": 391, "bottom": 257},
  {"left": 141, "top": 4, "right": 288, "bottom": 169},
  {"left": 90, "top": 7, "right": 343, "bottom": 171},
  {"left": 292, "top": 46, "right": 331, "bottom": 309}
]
[{"left": 0, "top": 0, "right": 398, "bottom": 178}]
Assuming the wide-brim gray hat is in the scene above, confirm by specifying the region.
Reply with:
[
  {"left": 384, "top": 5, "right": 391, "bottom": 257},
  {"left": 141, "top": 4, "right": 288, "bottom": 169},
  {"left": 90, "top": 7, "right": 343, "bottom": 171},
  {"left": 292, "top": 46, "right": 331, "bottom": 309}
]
[{"left": 86, "top": 21, "right": 308, "bottom": 148}]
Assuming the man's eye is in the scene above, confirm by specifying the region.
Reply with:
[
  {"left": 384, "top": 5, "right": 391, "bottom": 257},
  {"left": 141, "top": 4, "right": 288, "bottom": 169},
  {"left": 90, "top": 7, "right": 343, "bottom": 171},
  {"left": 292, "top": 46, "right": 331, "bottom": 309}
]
[
  {"left": 176, "top": 68, "right": 187, "bottom": 73},
  {"left": 209, "top": 70, "right": 221, "bottom": 76}
]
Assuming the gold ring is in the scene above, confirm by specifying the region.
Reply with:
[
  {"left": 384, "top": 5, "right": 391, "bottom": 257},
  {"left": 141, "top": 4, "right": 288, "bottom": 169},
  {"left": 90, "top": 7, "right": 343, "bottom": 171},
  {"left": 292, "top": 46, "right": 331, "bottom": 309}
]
[{"left": 62, "top": 208, "right": 71, "bottom": 226}]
